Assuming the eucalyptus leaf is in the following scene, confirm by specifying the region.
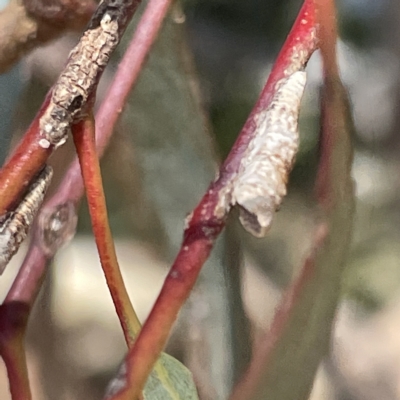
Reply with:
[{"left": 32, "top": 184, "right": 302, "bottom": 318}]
[
  {"left": 104, "top": 353, "right": 199, "bottom": 400},
  {"left": 144, "top": 353, "right": 199, "bottom": 400}
]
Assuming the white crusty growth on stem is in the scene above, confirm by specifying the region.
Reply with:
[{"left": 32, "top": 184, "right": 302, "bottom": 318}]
[
  {"left": 231, "top": 71, "right": 307, "bottom": 237},
  {"left": 39, "top": 11, "right": 120, "bottom": 148},
  {"left": 0, "top": 166, "right": 53, "bottom": 273}
]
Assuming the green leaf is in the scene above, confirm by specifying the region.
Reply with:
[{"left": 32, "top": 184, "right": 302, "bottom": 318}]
[
  {"left": 144, "top": 353, "right": 199, "bottom": 400},
  {"left": 104, "top": 353, "right": 199, "bottom": 400}
]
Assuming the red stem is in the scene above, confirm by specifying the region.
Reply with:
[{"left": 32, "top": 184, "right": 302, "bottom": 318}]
[
  {"left": 230, "top": 1, "right": 354, "bottom": 399},
  {"left": 0, "top": 303, "right": 31, "bottom": 400},
  {"left": 2, "top": 339, "right": 31, "bottom": 400},
  {"left": 0, "top": 3, "right": 173, "bottom": 396},
  {"left": 109, "top": 1, "right": 318, "bottom": 398},
  {"left": 220, "top": 0, "right": 317, "bottom": 178},
  {"left": 0, "top": 0, "right": 144, "bottom": 216},
  {"left": 72, "top": 117, "right": 140, "bottom": 347},
  {"left": 0, "top": 94, "right": 53, "bottom": 215},
  {"left": 2, "top": 0, "right": 171, "bottom": 309},
  {"left": 5, "top": 246, "right": 49, "bottom": 305}
]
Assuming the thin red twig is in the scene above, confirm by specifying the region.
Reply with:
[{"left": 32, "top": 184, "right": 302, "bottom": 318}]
[
  {"left": 0, "top": 303, "right": 31, "bottom": 400},
  {"left": 0, "top": 94, "right": 53, "bottom": 216},
  {"left": 229, "top": 1, "right": 355, "bottom": 398},
  {"left": 2, "top": 341, "right": 31, "bottom": 400},
  {"left": 0, "top": 0, "right": 143, "bottom": 216},
  {"left": 1, "top": 0, "right": 170, "bottom": 308},
  {"left": 72, "top": 116, "right": 141, "bottom": 346},
  {"left": 0, "top": 1, "right": 171, "bottom": 394},
  {"left": 109, "top": 1, "right": 318, "bottom": 398},
  {"left": 220, "top": 0, "right": 317, "bottom": 178}
]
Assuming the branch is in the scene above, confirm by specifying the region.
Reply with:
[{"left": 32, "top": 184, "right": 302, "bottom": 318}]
[
  {"left": 107, "top": 1, "right": 318, "bottom": 398},
  {"left": 0, "top": 0, "right": 95, "bottom": 73},
  {"left": 229, "top": 0, "right": 356, "bottom": 398},
  {"left": 0, "top": 303, "right": 31, "bottom": 400},
  {"left": 0, "top": 0, "right": 173, "bottom": 395},
  {"left": 72, "top": 0, "right": 175, "bottom": 346},
  {"left": 2, "top": 0, "right": 172, "bottom": 312},
  {"left": 72, "top": 116, "right": 141, "bottom": 346},
  {"left": 0, "top": 0, "right": 143, "bottom": 216}
]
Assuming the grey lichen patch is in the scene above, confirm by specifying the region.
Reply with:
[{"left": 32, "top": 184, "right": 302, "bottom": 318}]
[
  {"left": 230, "top": 71, "right": 307, "bottom": 237},
  {"left": 0, "top": 165, "right": 53, "bottom": 273}
]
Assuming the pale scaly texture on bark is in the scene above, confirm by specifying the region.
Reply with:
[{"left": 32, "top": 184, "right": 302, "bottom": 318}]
[
  {"left": 0, "top": 165, "right": 53, "bottom": 273},
  {"left": 39, "top": 0, "right": 142, "bottom": 148},
  {"left": 231, "top": 71, "right": 307, "bottom": 237},
  {"left": 39, "top": 14, "right": 119, "bottom": 148}
]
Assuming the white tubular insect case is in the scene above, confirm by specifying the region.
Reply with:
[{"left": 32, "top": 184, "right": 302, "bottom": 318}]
[{"left": 231, "top": 71, "right": 307, "bottom": 237}]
